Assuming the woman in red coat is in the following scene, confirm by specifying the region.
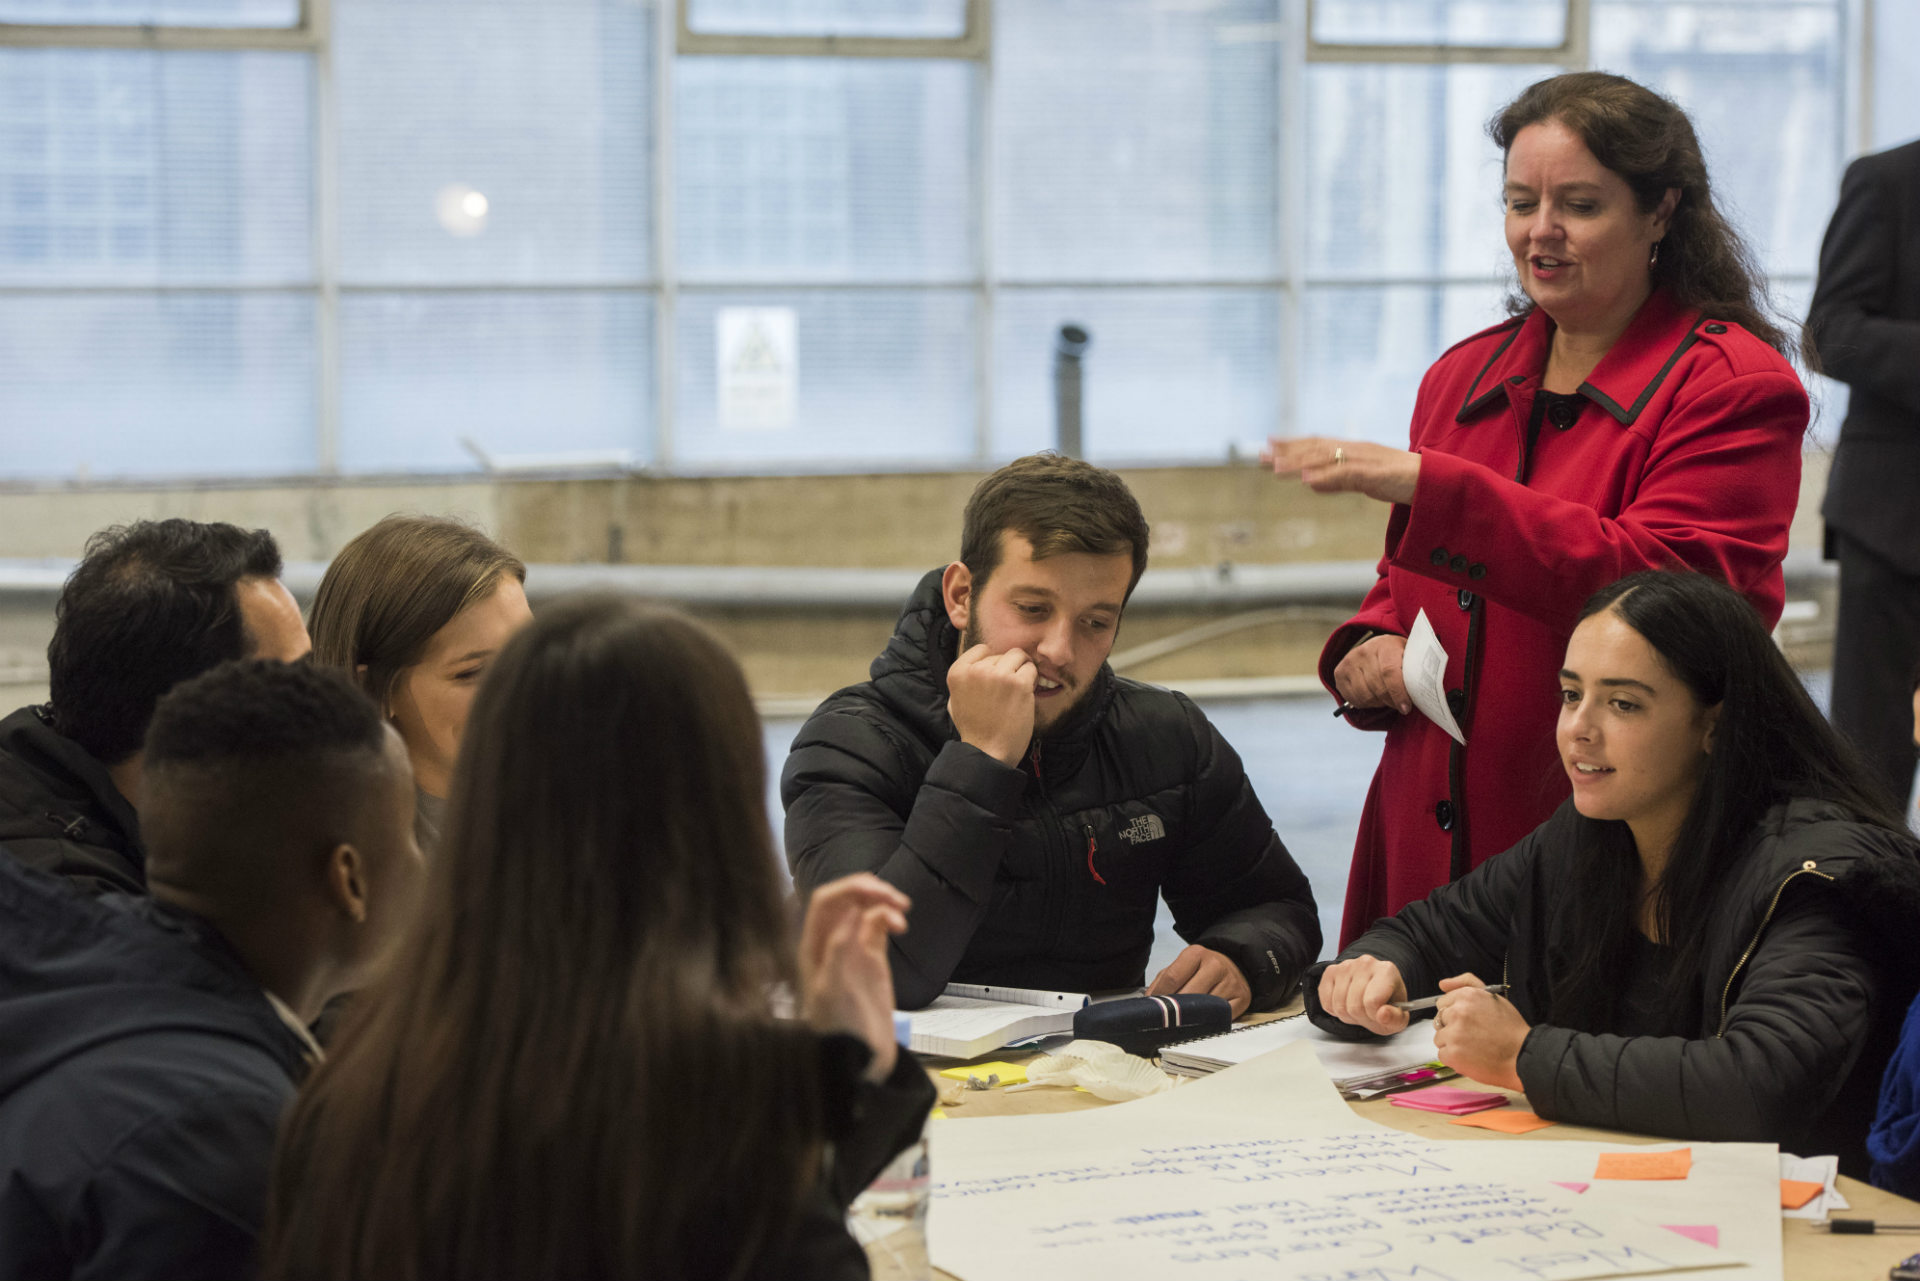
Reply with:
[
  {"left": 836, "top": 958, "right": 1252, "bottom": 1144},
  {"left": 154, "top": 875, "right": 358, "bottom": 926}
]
[{"left": 1265, "top": 71, "right": 1806, "bottom": 948}]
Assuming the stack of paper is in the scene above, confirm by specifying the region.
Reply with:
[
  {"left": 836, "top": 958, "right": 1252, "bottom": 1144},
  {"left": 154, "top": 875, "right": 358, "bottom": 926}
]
[
  {"left": 1780, "top": 1152, "right": 1848, "bottom": 1221},
  {"left": 1158, "top": 1011, "right": 1446, "bottom": 1096}
]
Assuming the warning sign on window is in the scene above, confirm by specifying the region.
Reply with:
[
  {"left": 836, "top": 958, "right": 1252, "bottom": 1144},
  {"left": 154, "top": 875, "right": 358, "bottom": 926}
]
[{"left": 716, "top": 307, "right": 798, "bottom": 431}]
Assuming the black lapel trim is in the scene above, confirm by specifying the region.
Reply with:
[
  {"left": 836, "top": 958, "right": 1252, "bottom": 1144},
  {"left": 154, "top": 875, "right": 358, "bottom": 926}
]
[
  {"left": 1579, "top": 320, "right": 1703, "bottom": 426},
  {"left": 1453, "top": 318, "right": 1527, "bottom": 423}
]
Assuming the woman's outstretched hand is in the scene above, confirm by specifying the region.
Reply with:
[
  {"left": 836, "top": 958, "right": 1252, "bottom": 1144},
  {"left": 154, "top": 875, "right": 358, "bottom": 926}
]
[
  {"left": 1316, "top": 954, "right": 1409, "bottom": 1036},
  {"left": 1261, "top": 437, "right": 1421, "bottom": 507},
  {"left": 1432, "top": 972, "right": 1529, "bottom": 1092},
  {"left": 799, "top": 873, "right": 910, "bottom": 1081}
]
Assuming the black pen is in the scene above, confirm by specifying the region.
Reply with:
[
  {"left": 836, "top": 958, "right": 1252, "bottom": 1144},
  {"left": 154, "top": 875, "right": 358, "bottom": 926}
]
[
  {"left": 1333, "top": 702, "right": 1354, "bottom": 718},
  {"left": 1819, "top": 1219, "right": 1920, "bottom": 1234}
]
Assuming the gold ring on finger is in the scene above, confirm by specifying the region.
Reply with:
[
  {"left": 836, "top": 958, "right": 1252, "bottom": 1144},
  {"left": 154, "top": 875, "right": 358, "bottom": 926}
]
[{"left": 1333, "top": 447, "right": 1346, "bottom": 467}]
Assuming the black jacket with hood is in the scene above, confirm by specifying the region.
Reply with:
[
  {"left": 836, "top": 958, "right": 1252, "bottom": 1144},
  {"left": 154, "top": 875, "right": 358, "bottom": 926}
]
[
  {"left": 1304, "top": 797, "right": 1920, "bottom": 1177},
  {"left": 782, "top": 568, "right": 1321, "bottom": 1011},
  {"left": 0, "top": 705, "right": 143, "bottom": 897},
  {"left": 0, "top": 855, "right": 309, "bottom": 1281}
]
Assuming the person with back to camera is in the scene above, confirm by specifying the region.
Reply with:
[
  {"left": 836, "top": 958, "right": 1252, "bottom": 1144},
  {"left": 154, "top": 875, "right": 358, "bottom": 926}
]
[
  {"left": 1305, "top": 570, "right": 1920, "bottom": 1178},
  {"left": 0, "top": 519, "right": 310, "bottom": 897},
  {"left": 782, "top": 453, "right": 1320, "bottom": 1017},
  {"left": 260, "top": 596, "right": 934, "bottom": 1281},
  {"left": 1263, "top": 72, "right": 1805, "bottom": 948},
  {"left": 307, "top": 515, "right": 531, "bottom": 855},
  {"left": 0, "top": 660, "right": 422, "bottom": 1281}
]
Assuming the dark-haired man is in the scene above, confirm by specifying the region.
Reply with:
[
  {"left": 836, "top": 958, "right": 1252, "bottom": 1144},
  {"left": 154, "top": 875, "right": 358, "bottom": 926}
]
[
  {"left": 784, "top": 454, "right": 1320, "bottom": 1014},
  {"left": 0, "top": 519, "right": 310, "bottom": 896},
  {"left": 0, "top": 660, "right": 420, "bottom": 1281}
]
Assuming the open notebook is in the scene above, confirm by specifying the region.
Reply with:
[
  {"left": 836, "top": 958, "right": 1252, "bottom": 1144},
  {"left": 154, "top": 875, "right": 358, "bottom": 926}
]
[
  {"left": 1159, "top": 1012, "right": 1449, "bottom": 1097},
  {"left": 900, "top": 983, "right": 1091, "bottom": 1059}
]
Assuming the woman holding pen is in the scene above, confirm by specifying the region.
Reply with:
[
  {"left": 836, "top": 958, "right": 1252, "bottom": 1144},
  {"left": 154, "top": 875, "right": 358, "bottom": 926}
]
[
  {"left": 1264, "top": 72, "right": 1804, "bottom": 949},
  {"left": 1307, "top": 570, "right": 1920, "bottom": 1177}
]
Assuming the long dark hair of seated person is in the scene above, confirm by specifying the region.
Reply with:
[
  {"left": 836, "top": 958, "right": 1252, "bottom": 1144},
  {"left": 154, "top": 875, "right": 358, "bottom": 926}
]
[
  {"left": 258, "top": 596, "right": 838, "bottom": 1280},
  {"left": 1552, "top": 571, "right": 1909, "bottom": 1034}
]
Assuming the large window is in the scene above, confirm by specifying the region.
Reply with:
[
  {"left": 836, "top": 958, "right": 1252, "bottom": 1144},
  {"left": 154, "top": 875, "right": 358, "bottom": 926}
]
[{"left": 0, "top": 0, "right": 1872, "bottom": 479}]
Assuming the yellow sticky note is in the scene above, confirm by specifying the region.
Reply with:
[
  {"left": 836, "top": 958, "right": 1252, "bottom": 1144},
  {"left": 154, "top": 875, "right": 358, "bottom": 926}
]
[
  {"left": 1448, "top": 1109, "right": 1556, "bottom": 1134},
  {"left": 937, "top": 1061, "right": 1028, "bottom": 1088},
  {"left": 930, "top": 1109, "right": 948, "bottom": 1120},
  {"left": 1594, "top": 1148, "right": 1692, "bottom": 1181}
]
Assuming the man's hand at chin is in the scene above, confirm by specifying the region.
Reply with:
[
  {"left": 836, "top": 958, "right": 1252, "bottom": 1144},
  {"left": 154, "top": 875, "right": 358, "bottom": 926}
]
[
  {"left": 1148, "top": 944, "right": 1253, "bottom": 1019},
  {"left": 947, "top": 643, "right": 1038, "bottom": 766}
]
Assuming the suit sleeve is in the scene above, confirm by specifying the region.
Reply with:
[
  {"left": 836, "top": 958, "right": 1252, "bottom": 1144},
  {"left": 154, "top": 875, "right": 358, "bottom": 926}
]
[
  {"left": 1519, "top": 883, "right": 1876, "bottom": 1143},
  {"left": 1391, "top": 366, "right": 1804, "bottom": 631},
  {"left": 1160, "top": 696, "right": 1322, "bottom": 1012},
  {"left": 74, "top": 1087, "right": 282, "bottom": 1281},
  {"left": 1808, "top": 156, "right": 1920, "bottom": 415},
  {"left": 1303, "top": 823, "right": 1539, "bottom": 1040},
  {"left": 781, "top": 708, "right": 1028, "bottom": 1009}
]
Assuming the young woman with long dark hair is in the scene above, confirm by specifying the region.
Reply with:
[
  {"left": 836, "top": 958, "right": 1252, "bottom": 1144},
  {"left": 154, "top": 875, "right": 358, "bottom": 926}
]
[
  {"left": 1309, "top": 569, "right": 1920, "bottom": 1175},
  {"left": 261, "top": 595, "right": 934, "bottom": 1280}
]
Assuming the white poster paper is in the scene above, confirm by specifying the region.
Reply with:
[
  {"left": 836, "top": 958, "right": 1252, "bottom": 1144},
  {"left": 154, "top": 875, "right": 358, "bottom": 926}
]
[
  {"left": 931, "top": 1045, "right": 1767, "bottom": 1281},
  {"left": 716, "top": 306, "right": 797, "bottom": 430},
  {"left": 1405, "top": 606, "right": 1467, "bottom": 745}
]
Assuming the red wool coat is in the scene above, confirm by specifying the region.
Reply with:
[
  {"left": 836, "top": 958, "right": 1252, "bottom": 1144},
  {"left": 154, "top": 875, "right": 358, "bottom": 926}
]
[{"left": 1323, "top": 288, "right": 1806, "bottom": 948}]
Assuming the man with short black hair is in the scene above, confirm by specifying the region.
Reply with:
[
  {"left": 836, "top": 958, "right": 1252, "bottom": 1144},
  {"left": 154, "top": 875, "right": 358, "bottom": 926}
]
[
  {"left": 783, "top": 454, "right": 1321, "bottom": 1014},
  {"left": 0, "top": 519, "right": 310, "bottom": 895},
  {"left": 0, "top": 660, "right": 420, "bottom": 1281}
]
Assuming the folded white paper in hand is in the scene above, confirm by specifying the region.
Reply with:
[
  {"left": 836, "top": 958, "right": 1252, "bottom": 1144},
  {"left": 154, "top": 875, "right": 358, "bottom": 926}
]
[{"left": 1405, "top": 608, "right": 1466, "bottom": 745}]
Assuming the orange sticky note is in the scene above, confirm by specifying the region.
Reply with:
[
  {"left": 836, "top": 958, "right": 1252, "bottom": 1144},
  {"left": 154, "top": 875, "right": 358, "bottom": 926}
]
[
  {"left": 1780, "top": 1179, "right": 1824, "bottom": 1209},
  {"left": 1449, "top": 1109, "right": 1557, "bottom": 1134},
  {"left": 1594, "top": 1147, "right": 1692, "bottom": 1180}
]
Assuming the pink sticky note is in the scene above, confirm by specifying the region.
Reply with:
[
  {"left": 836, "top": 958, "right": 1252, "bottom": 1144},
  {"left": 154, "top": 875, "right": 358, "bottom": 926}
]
[
  {"left": 1398, "top": 1068, "right": 1438, "bottom": 1083},
  {"left": 1662, "top": 1225, "right": 1719, "bottom": 1249},
  {"left": 1390, "top": 1085, "right": 1509, "bottom": 1115},
  {"left": 1552, "top": 1181, "right": 1590, "bottom": 1194}
]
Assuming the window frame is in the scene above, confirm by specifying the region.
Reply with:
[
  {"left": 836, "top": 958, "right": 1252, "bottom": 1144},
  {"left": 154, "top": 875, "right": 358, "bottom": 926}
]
[{"left": 0, "top": 0, "right": 1871, "bottom": 480}]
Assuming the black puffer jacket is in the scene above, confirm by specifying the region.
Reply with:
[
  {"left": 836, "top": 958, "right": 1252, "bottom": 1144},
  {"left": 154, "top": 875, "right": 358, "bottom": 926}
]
[
  {"left": 782, "top": 569, "right": 1321, "bottom": 1011},
  {"left": 1305, "top": 797, "right": 1920, "bottom": 1176},
  {"left": 0, "top": 705, "right": 143, "bottom": 897}
]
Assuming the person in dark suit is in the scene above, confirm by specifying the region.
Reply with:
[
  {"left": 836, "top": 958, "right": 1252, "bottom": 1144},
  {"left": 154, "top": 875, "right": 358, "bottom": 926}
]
[{"left": 1807, "top": 138, "right": 1920, "bottom": 807}]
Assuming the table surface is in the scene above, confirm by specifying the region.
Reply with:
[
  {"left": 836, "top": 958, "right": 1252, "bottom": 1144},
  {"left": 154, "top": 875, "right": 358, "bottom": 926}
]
[{"left": 921, "top": 1011, "right": 1920, "bottom": 1281}]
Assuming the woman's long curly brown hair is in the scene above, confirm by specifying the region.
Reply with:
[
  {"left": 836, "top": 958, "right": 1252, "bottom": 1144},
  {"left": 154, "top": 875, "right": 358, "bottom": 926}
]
[{"left": 1491, "top": 71, "right": 1794, "bottom": 356}]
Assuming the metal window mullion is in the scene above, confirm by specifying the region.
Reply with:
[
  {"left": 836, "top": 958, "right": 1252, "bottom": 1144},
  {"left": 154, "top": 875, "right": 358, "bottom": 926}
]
[
  {"left": 311, "top": 0, "right": 338, "bottom": 474},
  {"left": 675, "top": 0, "right": 987, "bottom": 59},
  {"left": 1850, "top": 0, "right": 1871, "bottom": 154},
  {"left": 1279, "top": 0, "right": 1306, "bottom": 443},
  {"left": 0, "top": 21, "right": 318, "bottom": 50},
  {"left": 1304, "top": 0, "right": 1582, "bottom": 65},
  {"left": 655, "top": 0, "right": 678, "bottom": 472},
  {"left": 974, "top": 16, "right": 994, "bottom": 467}
]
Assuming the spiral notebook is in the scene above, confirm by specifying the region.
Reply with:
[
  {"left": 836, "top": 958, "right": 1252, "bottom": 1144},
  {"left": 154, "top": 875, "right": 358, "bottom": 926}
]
[{"left": 1158, "top": 1012, "right": 1450, "bottom": 1098}]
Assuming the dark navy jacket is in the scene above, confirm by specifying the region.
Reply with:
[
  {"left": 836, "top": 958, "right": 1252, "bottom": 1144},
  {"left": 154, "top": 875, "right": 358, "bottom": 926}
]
[
  {"left": 0, "top": 705, "right": 144, "bottom": 897},
  {"left": 782, "top": 568, "right": 1321, "bottom": 1011},
  {"left": 0, "top": 855, "right": 309, "bottom": 1281}
]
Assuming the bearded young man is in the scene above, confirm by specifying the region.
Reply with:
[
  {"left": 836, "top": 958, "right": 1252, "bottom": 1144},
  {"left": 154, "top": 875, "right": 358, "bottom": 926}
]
[{"left": 782, "top": 454, "right": 1320, "bottom": 1014}]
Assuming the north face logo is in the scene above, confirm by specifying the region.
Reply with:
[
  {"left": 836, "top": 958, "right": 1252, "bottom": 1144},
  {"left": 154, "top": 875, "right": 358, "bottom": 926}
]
[{"left": 1118, "top": 814, "right": 1165, "bottom": 845}]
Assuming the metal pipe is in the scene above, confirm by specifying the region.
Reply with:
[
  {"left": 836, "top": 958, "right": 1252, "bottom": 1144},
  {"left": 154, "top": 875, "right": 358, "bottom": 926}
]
[
  {"left": 1054, "top": 323, "right": 1090, "bottom": 457},
  {"left": 0, "top": 552, "right": 1837, "bottom": 612}
]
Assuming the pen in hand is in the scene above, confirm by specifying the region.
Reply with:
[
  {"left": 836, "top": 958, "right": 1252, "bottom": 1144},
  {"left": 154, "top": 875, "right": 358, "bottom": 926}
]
[{"left": 1392, "top": 983, "right": 1511, "bottom": 1012}]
